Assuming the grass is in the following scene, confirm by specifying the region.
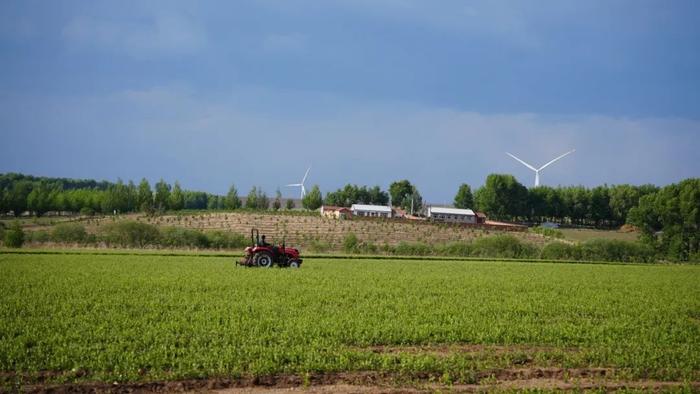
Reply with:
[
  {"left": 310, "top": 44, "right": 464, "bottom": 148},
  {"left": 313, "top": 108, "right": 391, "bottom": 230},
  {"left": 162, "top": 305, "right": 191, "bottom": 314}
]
[
  {"left": 559, "top": 227, "right": 639, "bottom": 243},
  {"left": 1, "top": 252, "right": 699, "bottom": 388}
]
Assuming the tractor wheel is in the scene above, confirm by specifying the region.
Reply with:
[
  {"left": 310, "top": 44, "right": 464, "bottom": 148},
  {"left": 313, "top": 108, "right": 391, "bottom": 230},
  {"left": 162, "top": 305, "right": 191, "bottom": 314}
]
[
  {"left": 255, "top": 252, "right": 273, "bottom": 268},
  {"left": 289, "top": 259, "right": 301, "bottom": 268}
]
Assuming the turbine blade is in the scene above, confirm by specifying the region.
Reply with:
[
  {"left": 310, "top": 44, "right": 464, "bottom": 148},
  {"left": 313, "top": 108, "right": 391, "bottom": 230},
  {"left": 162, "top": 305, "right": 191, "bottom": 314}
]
[
  {"left": 286, "top": 184, "right": 301, "bottom": 187},
  {"left": 506, "top": 152, "right": 537, "bottom": 172},
  {"left": 302, "top": 165, "right": 311, "bottom": 184},
  {"left": 538, "top": 149, "right": 575, "bottom": 171}
]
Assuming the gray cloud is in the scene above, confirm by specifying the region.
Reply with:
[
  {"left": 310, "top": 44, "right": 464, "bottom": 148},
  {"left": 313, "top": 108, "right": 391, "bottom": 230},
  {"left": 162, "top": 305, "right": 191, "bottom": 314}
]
[{"left": 2, "top": 86, "right": 698, "bottom": 201}]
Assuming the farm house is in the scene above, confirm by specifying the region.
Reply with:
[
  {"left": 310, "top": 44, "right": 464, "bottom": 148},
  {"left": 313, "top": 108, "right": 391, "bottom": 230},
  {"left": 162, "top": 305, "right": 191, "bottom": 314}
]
[
  {"left": 427, "top": 206, "right": 477, "bottom": 224},
  {"left": 351, "top": 204, "right": 392, "bottom": 218},
  {"left": 320, "top": 205, "right": 352, "bottom": 219}
]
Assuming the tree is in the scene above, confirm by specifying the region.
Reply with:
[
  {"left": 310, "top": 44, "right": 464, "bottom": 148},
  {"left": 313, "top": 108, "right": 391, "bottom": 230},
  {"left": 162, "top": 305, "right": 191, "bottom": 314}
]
[
  {"left": 589, "top": 185, "right": 612, "bottom": 227},
  {"left": 7, "top": 181, "right": 32, "bottom": 216},
  {"left": 137, "top": 178, "right": 154, "bottom": 212},
  {"left": 453, "top": 184, "right": 474, "bottom": 209},
  {"left": 474, "top": 174, "right": 528, "bottom": 221},
  {"left": 628, "top": 178, "right": 700, "bottom": 261},
  {"left": 169, "top": 181, "right": 185, "bottom": 211},
  {"left": 27, "top": 182, "right": 52, "bottom": 216},
  {"left": 245, "top": 187, "right": 258, "bottom": 209},
  {"left": 389, "top": 180, "right": 413, "bottom": 207},
  {"left": 256, "top": 189, "right": 269, "bottom": 210},
  {"left": 272, "top": 189, "right": 282, "bottom": 211},
  {"left": 302, "top": 185, "right": 323, "bottom": 210},
  {"left": 389, "top": 180, "right": 422, "bottom": 212},
  {"left": 286, "top": 199, "right": 296, "bottom": 210},
  {"left": 126, "top": 180, "right": 138, "bottom": 212},
  {"left": 225, "top": 185, "right": 242, "bottom": 209},
  {"left": 154, "top": 179, "right": 171, "bottom": 212}
]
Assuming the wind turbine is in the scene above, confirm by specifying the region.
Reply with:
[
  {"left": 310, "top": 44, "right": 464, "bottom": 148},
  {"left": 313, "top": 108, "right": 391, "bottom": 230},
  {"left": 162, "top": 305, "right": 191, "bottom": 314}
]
[
  {"left": 286, "top": 165, "right": 311, "bottom": 198},
  {"left": 506, "top": 150, "right": 575, "bottom": 187}
]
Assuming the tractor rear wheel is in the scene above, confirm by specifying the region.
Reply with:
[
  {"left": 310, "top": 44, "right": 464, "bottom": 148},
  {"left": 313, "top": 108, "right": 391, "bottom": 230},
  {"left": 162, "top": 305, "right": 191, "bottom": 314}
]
[{"left": 255, "top": 252, "right": 273, "bottom": 268}]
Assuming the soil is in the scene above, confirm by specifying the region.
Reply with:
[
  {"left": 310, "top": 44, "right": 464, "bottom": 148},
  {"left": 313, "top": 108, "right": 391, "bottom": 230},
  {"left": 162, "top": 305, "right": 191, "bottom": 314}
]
[{"left": 7, "top": 369, "right": 698, "bottom": 394}]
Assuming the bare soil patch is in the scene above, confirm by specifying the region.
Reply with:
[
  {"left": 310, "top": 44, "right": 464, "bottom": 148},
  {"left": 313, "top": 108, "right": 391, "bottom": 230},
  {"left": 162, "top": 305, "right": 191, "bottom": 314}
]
[{"left": 7, "top": 370, "right": 698, "bottom": 394}]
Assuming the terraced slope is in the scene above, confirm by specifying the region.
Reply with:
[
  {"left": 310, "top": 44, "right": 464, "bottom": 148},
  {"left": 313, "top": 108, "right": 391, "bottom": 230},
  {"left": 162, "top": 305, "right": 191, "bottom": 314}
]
[{"left": 84, "top": 212, "right": 546, "bottom": 249}]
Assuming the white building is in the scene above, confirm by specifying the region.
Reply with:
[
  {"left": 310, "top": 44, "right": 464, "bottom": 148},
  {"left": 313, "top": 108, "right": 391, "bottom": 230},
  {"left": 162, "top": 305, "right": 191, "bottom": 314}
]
[
  {"left": 351, "top": 204, "right": 393, "bottom": 218},
  {"left": 427, "top": 206, "right": 476, "bottom": 224}
]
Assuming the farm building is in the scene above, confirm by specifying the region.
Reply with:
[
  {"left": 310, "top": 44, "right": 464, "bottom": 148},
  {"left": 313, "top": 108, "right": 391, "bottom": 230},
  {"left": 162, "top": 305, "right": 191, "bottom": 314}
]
[
  {"left": 320, "top": 205, "right": 352, "bottom": 219},
  {"left": 427, "top": 206, "right": 477, "bottom": 224},
  {"left": 351, "top": 204, "right": 392, "bottom": 218},
  {"left": 476, "top": 212, "right": 487, "bottom": 224}
]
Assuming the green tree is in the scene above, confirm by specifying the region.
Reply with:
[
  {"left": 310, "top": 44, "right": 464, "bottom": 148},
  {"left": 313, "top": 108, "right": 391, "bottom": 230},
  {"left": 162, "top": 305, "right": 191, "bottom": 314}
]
[
  {"left": 302, "top": 185, "right": 323, "bottom": 210},
  {"left": 27, "top": 182, "right": 52, "bottom": 216},
  {"left": 389, "top": 180, "right": 413, "bottom": 207},
  {"left": 272, "top": 189, "right": 282, "bottom": 211},
  {"left": 628, "top": 178, "right": 700, "bottom": 261},
  {"left": 245, "top": 186, "right": 258, "bottom": 209},
  {"left": 169, "top": 181, "right": 185, "bottom": 211},
  {"left": 154, "top": 179, "right": 171, "bottom": 212},
  {"left": 286, "top": 198, "right": 296, "bottom": 210},
  {"left": 137, "top": 178, "right": 154, "bottom": 212},
  {"left": 225, "top": 185, "right": 242, "bottom": 209},
  {"left": 7, "top": 181, "right": 32, "bottom": 216},
  {"left": 474, "top": 174, "right": 528, "bottom": 221},
  {"left": 453, "top": 183, "right": 474, "bottom": 209}
]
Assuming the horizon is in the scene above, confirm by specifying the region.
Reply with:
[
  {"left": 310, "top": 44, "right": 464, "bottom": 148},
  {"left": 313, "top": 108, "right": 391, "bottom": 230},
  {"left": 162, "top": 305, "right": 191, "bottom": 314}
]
[{"left": 1, "top": 1, "right": 699, "bottom": 201}]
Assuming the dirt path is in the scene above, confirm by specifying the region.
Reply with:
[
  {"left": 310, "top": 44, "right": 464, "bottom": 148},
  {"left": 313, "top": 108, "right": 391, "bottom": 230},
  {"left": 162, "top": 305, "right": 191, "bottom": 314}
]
[{"left": 9, "top": 370, "right": 699, "bottom": 393}]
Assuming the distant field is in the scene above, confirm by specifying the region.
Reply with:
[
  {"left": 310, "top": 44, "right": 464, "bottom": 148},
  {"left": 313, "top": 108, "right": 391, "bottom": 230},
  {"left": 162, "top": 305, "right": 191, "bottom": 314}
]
[
  {"left": 1, "top": 252, "right": 698, "bottom": 391},
  {"left": 559, "top": 227, "right": 639, "bottom": 243}
]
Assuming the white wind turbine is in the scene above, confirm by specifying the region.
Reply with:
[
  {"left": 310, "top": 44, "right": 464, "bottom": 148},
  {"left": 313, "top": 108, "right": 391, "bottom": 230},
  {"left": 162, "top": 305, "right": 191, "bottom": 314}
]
[
  {"left": 506, "top": 150, "right": 575, "bottom": 187},
  {"left": 286, "top": 165, "right": 312, "bottom": 198}
]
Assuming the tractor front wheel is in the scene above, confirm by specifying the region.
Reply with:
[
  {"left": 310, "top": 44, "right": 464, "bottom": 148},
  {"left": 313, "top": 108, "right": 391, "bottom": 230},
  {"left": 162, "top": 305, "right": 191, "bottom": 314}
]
[
  {"left": 289, "top": 259, "right": 301, "bottom": 268},
  {"left": 255, "top": 252, "right": 273, "bottom": 268}
]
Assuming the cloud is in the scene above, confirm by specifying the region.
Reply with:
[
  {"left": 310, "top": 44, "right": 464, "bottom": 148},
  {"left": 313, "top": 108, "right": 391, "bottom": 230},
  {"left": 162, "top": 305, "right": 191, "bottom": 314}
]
[
  {"left": 2, "top": 86, "right": 698, "bottom": 200},
  {"left": 61, "top": 12, "right": 205, "bottom": 56}
]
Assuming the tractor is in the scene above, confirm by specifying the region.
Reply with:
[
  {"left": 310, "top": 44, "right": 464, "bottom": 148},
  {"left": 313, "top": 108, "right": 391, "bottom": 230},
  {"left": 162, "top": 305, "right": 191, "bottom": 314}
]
[{"left": 237, "top": 229, "right": 303, "bottom": 268}]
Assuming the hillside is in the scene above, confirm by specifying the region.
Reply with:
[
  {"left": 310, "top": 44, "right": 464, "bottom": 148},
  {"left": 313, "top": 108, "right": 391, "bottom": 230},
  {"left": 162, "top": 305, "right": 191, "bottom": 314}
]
[{"left": 79, "top": 211, "right": 548, "bottom": 250}]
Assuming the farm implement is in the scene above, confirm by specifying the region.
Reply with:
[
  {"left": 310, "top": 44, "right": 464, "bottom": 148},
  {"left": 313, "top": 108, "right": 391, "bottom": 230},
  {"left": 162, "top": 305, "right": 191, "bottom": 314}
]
[{"left": 237, "top": 228, "right": 303, "bottom": 268}]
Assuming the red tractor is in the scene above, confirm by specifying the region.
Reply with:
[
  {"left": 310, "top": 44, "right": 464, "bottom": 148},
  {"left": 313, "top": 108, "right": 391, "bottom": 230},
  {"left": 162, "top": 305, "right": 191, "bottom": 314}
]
[{"left": 237, "top": 229, "right": 303, "bottom": 268}]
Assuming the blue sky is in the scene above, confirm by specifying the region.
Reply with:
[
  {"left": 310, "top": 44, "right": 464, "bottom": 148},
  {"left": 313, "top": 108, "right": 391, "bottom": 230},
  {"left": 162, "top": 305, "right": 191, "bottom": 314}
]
[{"left": 1, "top": 0, "right": 699, "bottom": 202}]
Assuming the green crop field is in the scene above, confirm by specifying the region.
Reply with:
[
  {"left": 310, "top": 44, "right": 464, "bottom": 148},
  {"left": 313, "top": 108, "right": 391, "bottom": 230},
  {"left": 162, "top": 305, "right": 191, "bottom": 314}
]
[{"left": 1, "top": 252, "right": 699, "bottom": 392}]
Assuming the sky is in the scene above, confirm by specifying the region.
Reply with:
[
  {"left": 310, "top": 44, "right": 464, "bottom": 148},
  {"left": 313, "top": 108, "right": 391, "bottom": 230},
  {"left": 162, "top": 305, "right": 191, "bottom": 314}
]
[{"left": 1, "top": 0, "right": 699, "bottom": 203}]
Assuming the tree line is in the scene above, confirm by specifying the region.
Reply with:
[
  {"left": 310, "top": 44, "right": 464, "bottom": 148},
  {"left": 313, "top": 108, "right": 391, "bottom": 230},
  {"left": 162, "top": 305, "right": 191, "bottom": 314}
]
[{"left": 459, "top": 174, "right": 661, "bottom": 227}]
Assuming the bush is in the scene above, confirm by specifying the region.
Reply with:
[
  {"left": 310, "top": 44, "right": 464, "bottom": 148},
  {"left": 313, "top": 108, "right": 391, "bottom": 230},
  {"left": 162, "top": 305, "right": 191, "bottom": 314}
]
[
  {"left": 28, "top": 230, "right": 50, "bottom": 243},
  {"left": 540, "top": 242, "right": 580, "bottom": 261},
  {"left": 100, "top": 221, "right": 160, "bottom": 248},
  {"left": 51, "top": 223, "right": 87, "bottom": 243},
  {"left": 307, "top": 240, "right": 332, "bottom": 253},
  {"left": 343, "top": 233, "right": 359, "bottom": 253},
  {"left": 205, "top": 231, "right": 248, "bottom": 249},
  {"left": 79, "top": 207, "right": 95, "bottom": 216},
  {"left": 437, "top": 242, "right": 473, "bottom": 257},
  {"left": 159, "top": 227, "right": 209, "bottom": 249},
  {"left": 393, "top": 241, "right": 432, "bottom": 256},
  {"left": 3, "top": 221, "right": 24, "bottom": 248},
  {"left": 579, "top": 239, "right": 655, "bottom": 263},
  {"left": 469, "top": 235, "right": 540, "bottom": 259},
  {"left": 540, "top": 239, "right": 655, "bottom": 263}
]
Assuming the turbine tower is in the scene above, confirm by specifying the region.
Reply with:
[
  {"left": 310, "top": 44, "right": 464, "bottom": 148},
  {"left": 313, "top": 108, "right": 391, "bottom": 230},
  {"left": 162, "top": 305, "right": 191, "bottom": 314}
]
[
  {"left": 506, "top": 150, "right": 575, "bottom": 187},
  {"left": 286, "top": 165, "right": 311, "bottom": 198}
]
